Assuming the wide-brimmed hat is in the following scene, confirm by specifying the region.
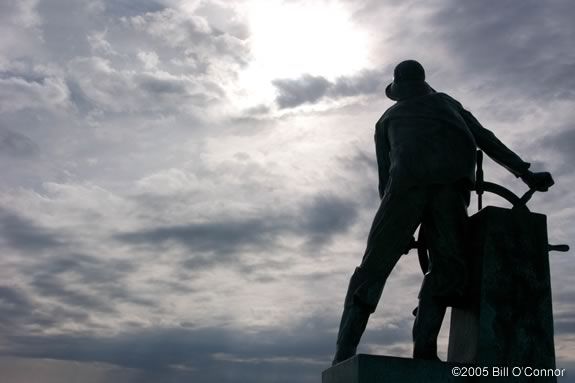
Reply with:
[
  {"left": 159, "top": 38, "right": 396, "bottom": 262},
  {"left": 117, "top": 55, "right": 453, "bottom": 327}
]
[{"left": 385, "top": 60, "right": 434, "bottom": 101}]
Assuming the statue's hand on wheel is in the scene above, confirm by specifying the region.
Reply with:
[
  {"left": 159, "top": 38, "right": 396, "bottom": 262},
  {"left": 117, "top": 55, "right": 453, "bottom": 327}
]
[{"left": 521, "top": 171, "right": 554, "bottom": 192}]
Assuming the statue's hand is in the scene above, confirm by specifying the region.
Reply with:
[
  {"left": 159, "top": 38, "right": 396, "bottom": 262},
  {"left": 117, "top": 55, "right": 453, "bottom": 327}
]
[{"left": 521, "top": 171, "right": 554, "bottom": 192}]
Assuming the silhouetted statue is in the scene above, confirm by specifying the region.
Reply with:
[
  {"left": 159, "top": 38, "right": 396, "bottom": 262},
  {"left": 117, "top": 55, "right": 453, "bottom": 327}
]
[{"left": 332, "top": 60, "right": 554, "bottom": 365}]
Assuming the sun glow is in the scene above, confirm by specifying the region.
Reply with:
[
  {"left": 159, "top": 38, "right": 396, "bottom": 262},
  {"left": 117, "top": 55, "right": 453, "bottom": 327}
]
[{"left": 237, "top": 0, "right": 370, "bottom": 107}]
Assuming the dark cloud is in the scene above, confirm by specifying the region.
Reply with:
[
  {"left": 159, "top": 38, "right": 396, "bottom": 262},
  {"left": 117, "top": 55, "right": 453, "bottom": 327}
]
[
  {"left": 30, "top": 272, "right": 118, "bottom": 314},
  {"left": 300, "top": 194, "right": 359, "bottom": 248},
  {"left": 22, "top": 252, "right": 154, "bottom": 313},
  {"left": 0, "top": 285, "right": 91, "bottom": 333},
  {"left": 330, "top": 70, "right": 387, "bottom": 98},
  {"left": 116, "top": 217, "right": 278, "bottom": 254},
  {"left": 116, "top": 193, "right": 358, "bottom": 269},
  {"left": 339, "top": 148, "right": 378, "bottom": 175},
  {"left": 65, "top": 78, "right": 95, "bottom": 114},
  {"left": 0, "top": 129, "right": 39, "bottom": 157},
  {"left": 272, "top": 70, "right": 387, "bottom": 109},
  {"left": 0, "top": 69, "right": 46, "bottom": 85},
  {"left": 536, "top": 127, "right": 575, "bottom": 176},
  {"left": 0, "top": 253, "right": 152, "bottom": 334},
  {"left": 32, "top": 253, "right": 135, "bottom": 284},
  {"left": 5, "top": 330, "right": 313, "bottom": 382},
  {"left": 0, "top": 285, "right": 31, "bottom": 308},
  {"left": 551, "top": 308, "right": 575, "bottom": 336},
  {"left": 273, "top": 74, "right": 331, "bottom": 109},
  {"left": 0, "top": 286, "right": 34, "bottom": 327},
  {"left": 430, "top": 0, "right": 575, "bottom": 100},
  {"left": 134, "top": 73, "right": 188, "bottom": 95},
  {"left": 0, "top": 309, "right": 415, "bottom": 383},
  {"left": 102, "top": 0, "right": 165, "bottom": 18},
  {"left": 242, "top": 104, "right": 270, "bottom": 116},
  {"left": 542, "top": 128, "right": 575, "bottom": 160},
  {"left": 0, "top": 208, "right": 63, "bottom": 251},
  {"left": 345, "top": 0, "right": 575, "bottom": 103}
]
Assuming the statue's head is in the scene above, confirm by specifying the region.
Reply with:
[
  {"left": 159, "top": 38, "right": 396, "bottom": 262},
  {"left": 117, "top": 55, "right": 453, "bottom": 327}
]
[{"left": 385, "top": 60, "right": 434, "bottom": 101}]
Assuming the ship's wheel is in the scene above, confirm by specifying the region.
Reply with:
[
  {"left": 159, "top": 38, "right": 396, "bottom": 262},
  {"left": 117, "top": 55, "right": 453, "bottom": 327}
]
[{"left": 413, "top": 150, "right": 568, "bottom": 275}]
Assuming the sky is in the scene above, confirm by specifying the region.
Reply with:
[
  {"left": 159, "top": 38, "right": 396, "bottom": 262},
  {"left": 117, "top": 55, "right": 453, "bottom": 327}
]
[{"left": 0, "top": 0, "right": 574, "bottom": 382}]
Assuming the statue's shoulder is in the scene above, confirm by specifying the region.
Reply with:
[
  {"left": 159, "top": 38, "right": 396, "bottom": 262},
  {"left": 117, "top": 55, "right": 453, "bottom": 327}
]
[
  {"left": 377, "top": 93, "right": 464, "bottom": 127},
  {"left": 378, "top": 102, "right": 402, "bottom": 124},
  {"left": 434, "top": 92, "right": 464, "bottom": 109}
]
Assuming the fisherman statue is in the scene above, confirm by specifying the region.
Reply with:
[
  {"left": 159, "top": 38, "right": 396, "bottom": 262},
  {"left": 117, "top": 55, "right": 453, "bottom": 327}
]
[{"left": 332, "top": 60, "right": 555, "bottom": 365}]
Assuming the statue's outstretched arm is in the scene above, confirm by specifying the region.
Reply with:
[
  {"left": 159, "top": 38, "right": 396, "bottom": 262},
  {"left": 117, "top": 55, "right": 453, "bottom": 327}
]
[
  {"left": 462, "top": 109, "right": 530, "bottom": 177},
  {"left": 462, "top": 109, "right": 553, "bottom": 191}
]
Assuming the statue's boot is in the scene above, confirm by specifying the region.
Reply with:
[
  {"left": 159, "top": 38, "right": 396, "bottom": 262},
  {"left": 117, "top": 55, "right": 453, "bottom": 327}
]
[
  {"left": 412, "top": 293, "right": 446, "bottom": 360},
  {"left": 332, "top": 268, "right": 373, "bottom": 366},
  {"left": 332, "top": 304, "right": 370, "bottom": 366}
]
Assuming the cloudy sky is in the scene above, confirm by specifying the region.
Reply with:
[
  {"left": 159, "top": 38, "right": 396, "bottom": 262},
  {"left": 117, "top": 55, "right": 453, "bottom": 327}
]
[{"left": 1, "top": 0, "right": 574, "bottom": 382}]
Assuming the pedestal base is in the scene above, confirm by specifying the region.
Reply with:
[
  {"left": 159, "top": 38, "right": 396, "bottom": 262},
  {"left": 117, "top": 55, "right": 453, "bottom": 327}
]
[{"left": 322, "top": 354, "right": 464, "bottom": 383}]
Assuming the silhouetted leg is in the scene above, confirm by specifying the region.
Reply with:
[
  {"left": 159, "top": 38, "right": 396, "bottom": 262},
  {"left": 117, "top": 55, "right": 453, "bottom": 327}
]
[
  {"left": 412, "top": 291, "right": 447, "bottom": 359},
  {"left": 413, "top": 184, "right": 468, "bottom": 359},
  {"left": 332, "top": 274, "right": 371, "bottom": 365},
  {"left": 332, "top": 187, "right": 427, "bottom": 365}
]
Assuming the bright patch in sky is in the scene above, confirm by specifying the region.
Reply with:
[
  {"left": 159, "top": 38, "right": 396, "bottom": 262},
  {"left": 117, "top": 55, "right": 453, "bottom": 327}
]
[{"left": 238, "top": 0, "right": 369, "bottom": 106}]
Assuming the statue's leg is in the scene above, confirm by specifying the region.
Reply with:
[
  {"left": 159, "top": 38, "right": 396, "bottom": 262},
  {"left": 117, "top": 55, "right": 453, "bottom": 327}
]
[
  {"left": 412, "top": 291, "right": 447, "bottom": 359},
  {"left": 412, "top": 184, "right": 468, "bottom": 359},
  {"left": 332, "top": 187, "right": 427, "bottom": 366},
  {"left": 332, "top": 269, "right": 372, "bottom": 366}
]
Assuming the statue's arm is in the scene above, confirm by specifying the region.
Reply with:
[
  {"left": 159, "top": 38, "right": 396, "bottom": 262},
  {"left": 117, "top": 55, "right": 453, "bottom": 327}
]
[
  {"left": 462, "top": 109, "right": 554, "bottom": 191},
  {"left": 461, "top": 109, "right": 531, "bottom": 177},
  {"left": 375, "top": 121, "right": 390, "bottom": 199}
]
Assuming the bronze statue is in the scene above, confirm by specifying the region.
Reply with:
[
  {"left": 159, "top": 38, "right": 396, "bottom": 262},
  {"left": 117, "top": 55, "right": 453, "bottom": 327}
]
[{"left": 332, "top": 60, "right": 554, "bottom": 365}]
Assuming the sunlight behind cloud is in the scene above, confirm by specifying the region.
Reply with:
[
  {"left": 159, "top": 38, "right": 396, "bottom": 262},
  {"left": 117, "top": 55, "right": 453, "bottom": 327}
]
[{"left": 237, "top": 0, "right": 370, "bottom": 107}]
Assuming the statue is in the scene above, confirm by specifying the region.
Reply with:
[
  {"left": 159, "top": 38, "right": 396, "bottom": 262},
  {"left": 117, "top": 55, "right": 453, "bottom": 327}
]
[{"left": 331, "top": 60, "right": 555, "bottom": 366}]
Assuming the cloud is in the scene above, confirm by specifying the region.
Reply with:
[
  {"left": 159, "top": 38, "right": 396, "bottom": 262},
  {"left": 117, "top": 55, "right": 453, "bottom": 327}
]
[
  {"left": 0, "top": 73, "right": 70, "bottom": 114},
  {"left": 115, "top": 217, "right": 279, "bottom": 255},
  {"left": 300, "top": 194, "right": 359, "bottom": 248},
  {"left": 429, "top": 0, "right": 575, "bottom": 100},
  {"left": 65, "top": 56, "right": 222, "bottom": 114},
  {"left": 125, "top": 7, "right": 250, "bottom": 66},
  {"left": 273, "top": 74, "right": 331, "bottom": 109},
  {"left": 0, "top": 0, "right": 251, "bottom": 120},
  {"left": 134, "top": 72, "right": 188, "bottom": 95},
  {"left": 330, "top": 70, "right": 387, "bottom": 98},
  {"left": 35, "top": 253, "right": 135, "bottom": 285},
  {"left": 272, "top": 70, "right": 387, "bottom": 109},
  {"left": 542, "top": 127, "right": 575, "bottom": 164},
  {"left": 0, "top": 129, "right": 40, "bottom": 157},
  {"left": 2, "top": 247, "right": 156, "bottom": 325},
  {"left": 115, "top": 192, "right": 359, "bottom": 270},
  {"left": 0, "top": 313, "right": 337, "bottom": 382},
  {"left": 0, "top": 208, "right": 64, "bottom": 251},
  {"left": 101, "top": 0, "right": 165, "bottom": 18},
  {"left": 0, "top": 0, "right": 41, "bottom": 58},
  {"left": 0, "top": 284, "right": 93, "bottom": 335},
  {"left": 30, "top": 272, "right": 118, "bottom": 314},
  {"left": 0, "top": 1, "right": 40, "bottom": 28},
  {"left": 0, "top": 302, "right": 419, "bottom": 383},
  {"left": 0, "top": 286, "right": 34, "bottom": 328}
]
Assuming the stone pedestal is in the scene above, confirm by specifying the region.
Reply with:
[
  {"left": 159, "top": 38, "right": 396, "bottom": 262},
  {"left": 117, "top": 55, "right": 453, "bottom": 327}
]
[
  {"left": 448, "top": 206, "right": 556, "bottom": 381},
  {"left": 322, "top": 354, "right": 465, "bottom": 383}
]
